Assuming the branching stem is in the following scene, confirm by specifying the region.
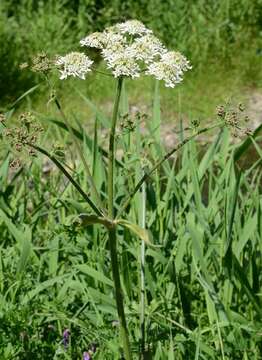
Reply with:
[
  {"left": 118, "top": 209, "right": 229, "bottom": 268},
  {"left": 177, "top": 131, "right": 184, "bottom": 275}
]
[{"left": 117, "top": 121, "right": 224, "bottom": 218}]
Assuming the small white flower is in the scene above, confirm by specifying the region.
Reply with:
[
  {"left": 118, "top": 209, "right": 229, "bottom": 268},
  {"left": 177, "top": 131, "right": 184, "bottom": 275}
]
[
  {"left": 128, "top": 34, "right": 167, "bottom": 63},
  {"left": 103, "top": 31, "right": 126, "bottom": 49},
  {"left": 116, "top": 20, "right": 152, "bottom": 36},
  {"left": 104, "top": 48, "right": 140, "bottom": 78},
  {"left": 146, "top": 51, "right": 191, "bottom": 87},
  {"left": 80, "top": 29, "right": 126, "bottom": 50},
  {"left": 160, "top": 51, "right": 192, "bottom": 72},
  {"left": 56, "top": 52, "right": 93, "bottom": 80},
  {"left": 80, "top": 31, "right": 108, "bottom": 49}
]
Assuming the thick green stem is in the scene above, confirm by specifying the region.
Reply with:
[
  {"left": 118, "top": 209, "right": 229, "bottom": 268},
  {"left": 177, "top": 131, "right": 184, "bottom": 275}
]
[
  {"left": 109, "top": 227, "right": 132, "bottom": 360},
  {"left": 140, "top": 170, "right": 146, "bottom": 359},
  {"left": 107, "top": 77, "right": 132, "bottom": 359},
  {"left": 108, "top": 77, "right": 123, "bottom": 218}
]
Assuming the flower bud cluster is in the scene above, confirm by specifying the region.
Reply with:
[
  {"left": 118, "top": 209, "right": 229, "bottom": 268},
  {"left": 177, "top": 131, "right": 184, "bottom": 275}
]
[
  {"left": 190, "top": 118, "right": 200, "bottom": 129},
  {"left": 52, "top": 142, "right": 65, "bottom": 159},
  {"left": 5, "top": 112, "right": 44, "bottom": 166},
  {"left": 216, "top": 103, "right": 252, "bottom": 138},
  {"left": 119, "top": 111, "right": 148, "bottom": 135},
  {"left": 19, "top": 52, "right": 54, "bottom": 76},
  {"left": 32, "top": 52, "right": 54, "bottom": 74},
  {"left": 120, "top": 113, "right": 136, "bottom": 133}
]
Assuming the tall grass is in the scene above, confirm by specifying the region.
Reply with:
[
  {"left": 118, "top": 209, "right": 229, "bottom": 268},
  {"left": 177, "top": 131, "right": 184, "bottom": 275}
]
[{"left": 0, "top": 79, "right": 261, "bottom": 358}]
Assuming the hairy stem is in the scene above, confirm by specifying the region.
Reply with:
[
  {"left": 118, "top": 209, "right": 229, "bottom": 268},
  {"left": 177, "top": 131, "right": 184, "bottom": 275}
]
[{"left": 117, "top": 121, "right": 224, "bottom": 218}]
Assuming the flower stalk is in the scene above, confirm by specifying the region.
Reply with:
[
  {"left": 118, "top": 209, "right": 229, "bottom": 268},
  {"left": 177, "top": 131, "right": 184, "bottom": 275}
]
[
  {"left": 108, "top": 77, "right": 123, "bottom": 218},
  {"left": 108, "top": 226, "right": 132, "bottom": 360},
  {"left": 139, "top": 169, "right": 146, "bottom": 359},
  {"left": 107, "top": 77, "right": 132, "bottom": 359},
  {"left": 28, "top": 143, "right": 103, "bottom": 216}
]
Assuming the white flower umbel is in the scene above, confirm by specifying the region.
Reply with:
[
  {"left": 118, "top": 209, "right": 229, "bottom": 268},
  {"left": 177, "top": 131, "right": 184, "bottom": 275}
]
[
  {"left": 79, "top": 20, "right": 191, "bottom": 84},
  {"left": 116, "top": 20, "right": 152, "bottom": 36},
  {"left": 146, "top": 51, "right": 191, "bottom": 87},
  {"left": 56, "top": 52, "right": 93, "bottom": 80}
]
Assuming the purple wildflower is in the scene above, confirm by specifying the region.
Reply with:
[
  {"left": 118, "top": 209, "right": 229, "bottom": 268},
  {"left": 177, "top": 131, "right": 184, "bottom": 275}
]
[
  {"left": 62, "top": 328, "right": 70, "bottom": 349},
  {"left": 83, "top": 351, "right": 91, "bottom": 360}
]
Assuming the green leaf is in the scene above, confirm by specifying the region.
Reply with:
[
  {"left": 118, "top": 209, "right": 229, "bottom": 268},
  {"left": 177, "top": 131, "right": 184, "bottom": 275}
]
[
  {"left": 77, "top": 214, "right": 112, "bottom": 228},
  {"left": 0, "top": 209, "right": 32, "bottom": 277},
  {"left": 9, "top": 84, "right": 41, "bottom": 109},
  {"left": 76, "top": 264, "right": 113, "bottom": 287},
  {"left": 22, "top": 275, "right": 68, "bottom": 304},
  {"left": 117, "top": 219, "right": 156, "bottom": 246},
  {"left": 234, "top": 123, "right": 262, "bottom": 162},
  {"left": 74, "top": 87, "right": 110, "bottom": 127},
  {"left": 46, "top": 117, "right": 123, "bottom": 167},
  {"left": 168, "top": 337, "right": 174, "bottom": 360}
]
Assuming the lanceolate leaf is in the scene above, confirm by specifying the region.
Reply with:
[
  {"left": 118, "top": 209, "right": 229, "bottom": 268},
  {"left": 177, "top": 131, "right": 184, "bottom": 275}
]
[
  {"left": 234, "top": 122, "right": 262, "bottom": 163},
  {"left": 117, "top": 219, "right": 156, "bottom": 246},
  {"left": 75, "top": 264, "right": 113, "bottom": 287}
]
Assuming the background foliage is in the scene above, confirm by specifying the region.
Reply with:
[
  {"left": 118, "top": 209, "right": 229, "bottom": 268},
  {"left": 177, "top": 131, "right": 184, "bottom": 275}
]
[{"left": 1, "top": 0, "right": 262, "bottom": 102}]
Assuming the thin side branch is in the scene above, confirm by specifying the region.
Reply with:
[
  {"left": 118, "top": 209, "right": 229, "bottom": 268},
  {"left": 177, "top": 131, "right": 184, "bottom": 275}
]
[
  {"left": 117, "top": 121, "right": 224, "bottom": 218},
  {"left": 27, "top": 143, "right": 103, "bottom": 216}
]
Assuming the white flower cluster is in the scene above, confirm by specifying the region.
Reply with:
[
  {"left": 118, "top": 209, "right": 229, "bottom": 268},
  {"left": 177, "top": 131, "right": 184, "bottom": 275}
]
[
  {"left": 146, "top": 51, "right": 192, "bottom": 88},
  {"left": 80, "top": 20, "right": 191, "bottom": 87},
  {"left": 56, "top": 20, "right": 191, "bottom": 86},
  {"left": 80, "top": 32, "right": 107, "bottom": 49},
  {"left": 56, "top": 52, "right": 93, "bottom": 80},
  {"left": 115, "top": 20, "right": 152, "bottom": 36}
]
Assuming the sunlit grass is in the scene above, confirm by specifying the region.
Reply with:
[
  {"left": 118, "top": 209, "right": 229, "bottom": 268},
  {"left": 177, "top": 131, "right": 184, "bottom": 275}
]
[{"left": 0, "top": 75, "right": 261, "bottom": 358}]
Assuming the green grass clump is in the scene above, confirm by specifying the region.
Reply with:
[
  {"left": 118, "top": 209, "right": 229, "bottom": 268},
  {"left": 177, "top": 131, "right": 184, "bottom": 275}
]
[{"left": 0, "top": 81, "right": 261, "bottom": 358}]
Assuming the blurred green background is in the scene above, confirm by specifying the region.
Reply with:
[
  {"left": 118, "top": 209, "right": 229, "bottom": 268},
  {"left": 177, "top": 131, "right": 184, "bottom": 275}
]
[{"left": 1, "top": 0, "right": 262, "bottom": 120}]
